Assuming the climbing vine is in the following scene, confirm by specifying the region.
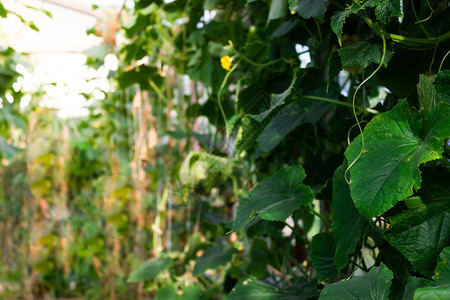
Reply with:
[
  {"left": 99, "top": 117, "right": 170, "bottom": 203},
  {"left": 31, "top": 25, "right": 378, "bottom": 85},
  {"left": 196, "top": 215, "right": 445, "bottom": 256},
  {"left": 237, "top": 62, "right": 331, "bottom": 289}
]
[
  {"left": 1, "top": 0, "right": 449, "bottom": 299},
  {"left": 117, "top": 0, "right": 450, "bottom": 299}
]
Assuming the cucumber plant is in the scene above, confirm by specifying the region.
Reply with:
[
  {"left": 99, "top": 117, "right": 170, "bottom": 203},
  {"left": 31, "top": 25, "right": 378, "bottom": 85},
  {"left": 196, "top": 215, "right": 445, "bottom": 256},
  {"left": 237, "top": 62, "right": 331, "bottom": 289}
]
[
  {"left": 1, "top": 0, "right": 449, "bottom": 298},
  {"left": 121, "top": 0, "right": 449, "bottom": 299}
]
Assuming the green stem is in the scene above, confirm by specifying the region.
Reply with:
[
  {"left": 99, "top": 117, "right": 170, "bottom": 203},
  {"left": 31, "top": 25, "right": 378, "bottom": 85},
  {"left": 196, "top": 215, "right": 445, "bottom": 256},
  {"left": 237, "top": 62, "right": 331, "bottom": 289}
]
[
  {"left": 362, "top": 14, "right": 450, "bottom": 47},
  {"left": 387, "top": 31, "right": 450, "bottom": 45},
  {"left": 438, "top": 50, "right": 450, "bottom": 73},
  {"left": 285, "top": 251, "right": 309, "bottom": 278},
  {"left": 229, "top": 41, "right": 282, "bottom": 68},
  {"left": 299, "top": 95, "right": 380, "bottom": 114},
  {"left": 429, "top": 47, "right": 437, "bottom": 73},
  {"left": 416, "top": 0, "right": 434, "bottom": 24},
  {"left": 232, "top": 176, "right": 239, "bottom": 200},
  {"left": 149, "top": 79, "right": 168, "bottom": 103},
  {"left": 234, "top": 77, "right": 244, "bottom": 114},
  {"left": 308, "top": 206, "right": 332, "bottom": 227},
  {"left": 217, "top": 58, "right": 241, "bottom": 150},
  {"left": 240, "top": 54, "right": 282, "bottom": 68},
  {"left": 411, "top": 0, "right": 432, "bottom": 38}
]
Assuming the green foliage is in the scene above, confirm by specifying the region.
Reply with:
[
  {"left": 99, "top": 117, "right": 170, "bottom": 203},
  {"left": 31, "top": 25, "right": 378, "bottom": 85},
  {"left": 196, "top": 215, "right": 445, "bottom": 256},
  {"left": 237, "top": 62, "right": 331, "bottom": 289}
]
[
  {"left": 319, "top": 264, "right": 394, "bottom": 299},
  {"left": 434, "top": 247, "right": 450, "bottom": 285},
  {"left": 226, "top": 276, "right": 317, "bottom": 299},
  {"left": 289, "top": 0, "right": 326, "bottom": 19},
  {"left": 403, "top": 277, "right": 435, "bottom": 300},
  {"left": 127, "top": 256, "right": 173, "bottom": 283},
  {"left": 413, "top": 285, "right": 450, "bottom": 299},
  {"left": 330, "top": 3, "right": 363, "bottom": 46},
  {"left": 254, "top": 98, "right": 328, "bottom": 153},
  {"left": 250, "top": 73, "right": 297, "bottom": 122},
  {"left": 345, "top": 100, "right": 450, "bottom": 218},
  {"left": 434, "top": 70, "right": 450, "bottom": 104},
  {"left": 385, "top": 199, "right": 449, "bottom": 277},
  {"left": 154, "top": 284, "right": 205, "bottom": 300},
  {"left": 232, "top": 165, "right": 313, "bottom": 231},
  {"left": 2, "top": 0, "right": 450, "bottom": 298},
  {"left": 0, "top": 3, "right": 7, "bottom": 18},
  {"left": 335, "top": 39, "right": 394, "bottom": 68},
  {"left": 332, "top": 164, "right": 367, "bottom": 270},
  {"left": 193, "top": 244, "right": 237, "bottom": 276},
  {"left": 418, "top": 74, "right": 437, "bottom": 113},
  {"left": 365, "top": 0, "right": 403, "bottom": 24},
  {"left": 311, "top": 232, "right": 338, "bottom": 282},
  {"left": 0, "top": 135, "right": 21, "bottom": 159}
]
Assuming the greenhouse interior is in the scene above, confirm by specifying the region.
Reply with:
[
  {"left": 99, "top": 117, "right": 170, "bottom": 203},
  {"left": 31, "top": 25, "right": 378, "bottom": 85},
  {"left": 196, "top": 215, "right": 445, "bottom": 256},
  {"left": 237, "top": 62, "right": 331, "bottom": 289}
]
[{"left": 0, "top": 0, "right": 449, "bottom": 299}]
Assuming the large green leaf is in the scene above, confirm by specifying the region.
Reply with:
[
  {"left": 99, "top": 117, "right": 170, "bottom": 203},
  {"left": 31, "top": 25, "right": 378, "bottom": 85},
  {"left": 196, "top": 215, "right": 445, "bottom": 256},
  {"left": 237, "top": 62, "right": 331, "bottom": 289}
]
[
  {"left": 250, "top": 73, "right": 297, "bottom": 122},
  {"left": 330, "top": 3, "right": 363, "bottom": 46},
  {"left": 328, "top": 39, "right": 393, "bottom": 86},
  {"left": 268, "top": 0, "right": 287, "bottom": 22},
  {"left": 193, "top": 244, "right": 237, "bottom": 276},
  {"left": 365, "top": 0, "right": 402, "bottom": 24},
  {"left": 332, "top": 164, "right": 367, "bottom": 270},
  {"left": 311, "top": 232, "right": 338, "bottom": 281},
  {"left": 235, "top": 116, "right": 265, "bottom": 155},
  {"left": 116, "top": 65, "right": 162, "bottom": 90},
  {"left": 127, "top": 256, "right": 173, "bottom": 283},
  {"left": 227, "top": 277, "right": 317, "bottom": 300},
  {"left": 232, "top": 165, "right": 314, "bottom": 231},
  {"left": 319, "top": 264, "right": 394, "bottom": 299},
  {"left": 237, "top": 71, "right": 307, "bottom": 156},
  {"left": 433, "top": 247, "right": 450, "bottom": 285},
  {"left": 289, "top": 0, "right": 326, "bottom": 19},
  {"left": 336, "top": 39, "right": 393, "bottom": 68},
  {"left": 434, "top": 70, "right": 450, "bottom": 104},
  {"left": 402, "top": 277, "right": 434, "bottom": 300},
  {"left": 255, "top": 99, "right": 330, "bottom": 153},
  {"left": 385, "top": 166, "right": 450, "bottom": 278},
  {"left": 414, "top": 285, "right": 450, "bottom": 299},
  {"left": 345, "top": 100, "right": 450, "bottom": 218},
  {"left": 271, "top": 19, "right": 300, "bottom": 38},
  {"left": 187, "top": 48, "right": 226, "bottom": 90},
  {"left": 187, "top": 50, "right": 214, "bottom": 86},
  {"left": 385, "top": 199, "right": 450, "bottom": 277}
]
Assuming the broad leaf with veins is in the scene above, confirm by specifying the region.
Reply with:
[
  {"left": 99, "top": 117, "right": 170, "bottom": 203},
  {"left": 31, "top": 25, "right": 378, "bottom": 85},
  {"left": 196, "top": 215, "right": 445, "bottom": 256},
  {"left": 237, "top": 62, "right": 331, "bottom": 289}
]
[
  {"left": 345, "top": 100, "right": 450, "bottom": 218},
  {"left": 319, "top": 264, "right": 394, "bottom": 299},
  {"left": 232, "top": 165, "right": 313, "bottom": 231}
]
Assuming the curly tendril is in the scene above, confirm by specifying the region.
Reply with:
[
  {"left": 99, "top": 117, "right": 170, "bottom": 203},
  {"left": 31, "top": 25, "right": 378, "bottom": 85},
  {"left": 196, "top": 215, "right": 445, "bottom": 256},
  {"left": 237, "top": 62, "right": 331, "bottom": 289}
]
[{"left": 345, "top": 34, "right": 387, "bottom": 184}]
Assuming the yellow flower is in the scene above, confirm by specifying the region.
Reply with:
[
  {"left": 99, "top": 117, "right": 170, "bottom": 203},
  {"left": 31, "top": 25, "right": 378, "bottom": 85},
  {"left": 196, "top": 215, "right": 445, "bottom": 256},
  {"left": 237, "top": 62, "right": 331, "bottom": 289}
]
[
  {"left": 220, "top": 56, "right": 232, "bottom": 71},
  {"left": 93, "top": 121, "right": 100, "bottom": 129},
  {"left": 290, "top": 10, "right": 296, "bottom": 15},
  {"left": 36, "top": 107, "right": 42, "bottom": 114}
]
